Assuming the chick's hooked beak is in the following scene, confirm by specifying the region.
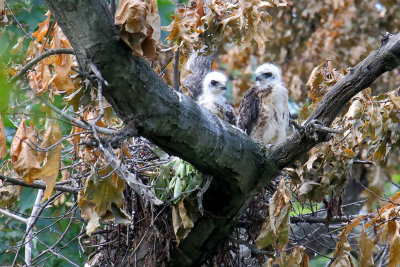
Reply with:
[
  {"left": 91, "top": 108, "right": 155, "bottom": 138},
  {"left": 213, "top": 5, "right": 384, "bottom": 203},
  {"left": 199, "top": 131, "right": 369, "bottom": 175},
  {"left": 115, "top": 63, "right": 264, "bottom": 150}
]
[
  {"left": 255, "top": 75, "right": 262, "bottom": 82},
  {"left": 221, "top": 86, "right": 227, "bottom": 91}
]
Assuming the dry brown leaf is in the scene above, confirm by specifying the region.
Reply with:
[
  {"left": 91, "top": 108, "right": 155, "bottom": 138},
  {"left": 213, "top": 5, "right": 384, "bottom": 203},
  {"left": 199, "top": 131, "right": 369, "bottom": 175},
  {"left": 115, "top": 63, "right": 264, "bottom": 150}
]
[
  {"left": 389, "top": 231, "right": 400, "bottom": 267},
  {"left": 255, "top": 179, "right": 291, "bottom": 249},
  {"left": 171, "top": 198, "right": 197, "bottom": 244},
  {"left": 0, "top": 180, "right": 21, "bottom": 209},
  {"left": 10, "top": 119, "right": 41, "bottom": 183},
  {"left": 358, "top": 230, "right": 374, "bottom": 267},
  {"left": 85, "top": 210, "right": 101, "bottom": 236},
  {"left": 10, "top": 36, "right": 25, "bottom": 55},
  {"left": 115, "top": 0, "right": 160, "bottom": 60},
  {"left": 286, "top": 246, "right": 309, "bottom": 267},
  {"left": 32, "top": 11, "right": 51, "bottom": 42},
  {"left": 330, "top": 241, "right": 355, "bottom": 267},
  {"left": 0, "top": 0, "right": 8, "bottom": 23},
  {"left": 0, "top": 114, "right": 7, "bottom": 158},
  {"left": 389, "top": 92, "right": 400, "bottom": 110},
  {"left": 330, "top": 216, "right": 364, "bottom": 267},
  {"left": 28, "top": 60, "right": 52, "bottom": 96},
  {"left": 49, "top": 24, "right": 76, "bottom": 95},
  {"left": 32, "top": 120, "right": 62, "bottom": 201},
  {"left": 78, "top": 172, "right": 126, "bottom": 235}
]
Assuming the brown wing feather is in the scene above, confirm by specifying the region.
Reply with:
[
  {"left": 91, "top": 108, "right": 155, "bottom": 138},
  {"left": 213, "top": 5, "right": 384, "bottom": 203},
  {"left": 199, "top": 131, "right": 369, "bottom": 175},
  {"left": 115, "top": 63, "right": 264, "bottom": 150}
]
[
  {"left": 225, "top": 104, "right": 237, "bottom": 125},
  {"left": 238, "top": 87, "right": 259, "bottom": 134}
]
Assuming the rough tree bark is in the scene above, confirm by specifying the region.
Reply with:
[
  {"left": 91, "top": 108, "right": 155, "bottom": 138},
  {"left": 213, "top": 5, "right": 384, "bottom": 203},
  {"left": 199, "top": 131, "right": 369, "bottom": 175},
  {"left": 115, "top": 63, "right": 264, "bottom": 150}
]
[
  {"left": 182, "top": 49, "right": 216, "bottom": 99},
  {"left": 42, "top": 1, "right": 400, "bottom": 265}
]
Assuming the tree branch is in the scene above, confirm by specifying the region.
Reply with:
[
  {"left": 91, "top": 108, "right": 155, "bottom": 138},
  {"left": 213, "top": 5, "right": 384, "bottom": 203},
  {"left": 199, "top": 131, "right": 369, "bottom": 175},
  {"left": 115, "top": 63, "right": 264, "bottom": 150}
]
[
  {"left": 0, "top": 208, "right": 28, "bottom": 223},
  {"left": 10, "top": 48, "right": 75, "bottom": 83},
  {"left": 270, "top": 33, "right": 400, "bottom": 168},
  {"left": 41, "top": 1, "right": 400, "bottom": 265},
  {"left": 0, "top": 174, "right": 80, "bottom": 194}
]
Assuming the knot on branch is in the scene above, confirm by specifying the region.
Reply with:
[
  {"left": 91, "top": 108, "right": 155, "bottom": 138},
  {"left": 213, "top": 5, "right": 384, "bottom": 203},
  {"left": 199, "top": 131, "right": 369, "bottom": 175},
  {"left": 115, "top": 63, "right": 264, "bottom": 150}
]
[
  {"left": 81, "top": 124, "right": 138, "bottom": 149},
  {"left": 381, "top": 32, "right": 393, "bottom": 46},
  {"left": 303, "top": 119, "right": 342, "bottom": 142}
]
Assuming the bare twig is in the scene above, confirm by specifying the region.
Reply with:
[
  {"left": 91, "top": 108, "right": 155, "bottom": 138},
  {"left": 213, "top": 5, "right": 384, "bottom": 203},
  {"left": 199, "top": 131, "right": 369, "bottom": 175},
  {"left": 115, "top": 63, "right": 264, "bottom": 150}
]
[
  {"left": 5, "top": 2, "right": 34, "bottom": 41},
  {"left": 34, "top": 237, "right": 80, "bottom": 267},
  {"left": 0, "top": 208, "right": 28, "bottom": 223},
  {"left": 39, "top": 96, "right": 116, "bottom": 135},
  {"left": 0, "top": 174, "right": 80, "bottom": 194},
  {"left": 25, "top": 189, "right": 44, "bottom": 267},
  {"left": 229, "top": 238, "right": 270, "bottom": 255},
  {"left": 291, "top": 215, "right": 355, "bottom": 224},
  {"left": 197, "top": 175, "right": 212, "bottom": 215},
  {"left": 32, "top": 208, "right": 77, "bottom": 262},
  {"left": 10, "top": 48, "right": 75, "bottom": 83},
  {"left": 12, "top": 192, "right": 63, "bottom": 267},
  {"left": 173, "top": 48, "right": 180, "bottom": 91}
]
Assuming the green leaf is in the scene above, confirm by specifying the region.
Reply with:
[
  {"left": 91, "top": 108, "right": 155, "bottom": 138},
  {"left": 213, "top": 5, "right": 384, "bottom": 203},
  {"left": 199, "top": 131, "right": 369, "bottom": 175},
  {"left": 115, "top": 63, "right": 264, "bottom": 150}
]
[{"left": 173, "top": 177, "right": 182, "bottom": 199}]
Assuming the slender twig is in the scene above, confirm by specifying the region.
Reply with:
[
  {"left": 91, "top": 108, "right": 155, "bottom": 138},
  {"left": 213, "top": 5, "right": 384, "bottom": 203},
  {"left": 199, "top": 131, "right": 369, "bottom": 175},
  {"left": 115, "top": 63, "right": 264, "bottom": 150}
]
[
  {"left": 197, "top": 175, "right": 212, "bottom": 215},
  {"left": 37, "top": 130, "right": 91, "bottom": 153},
  {"left": 25, "top": 189, "right": 44, "bottom": 267},
  {"left": 88, "top": 63, "right": 107, "bottom": 125},
  {"left": 0, "top": 174, "right": 80, "bottom": 194},
  {"left": 160, "top": 47, "right": 173, "bottom": 53},
  {"left": 100, "top": 144, "right": 162, "bottom": 205},
  {"left": 10, "top": 48, "right": 75, "bottom": 83},
  {"left": 0, "top": 208, "right": 28, "bottom": 223},
  {"left": 291, "top": 215, "right": 355, "bottom": 224},
  {"left": 33, "top": 237, "right": 80, "bottom": 267},
  {"left": 173, "top": 48, "right": 180, "bottom": 91},
  {"left": 12, "top": 192, "right": 63, "bottom": 267},
  {"left": 229, "top": 238, "right": 270, "bottom": 255},
  {"left": 304, "top": 245, "right": 333, "bottom": 260},
  {"left": 5, "top": 2, "right": 34, "bottom": 41},
  {"left": 353, "top": 159, "right": 374, "bottom": 165},
  {"left": 39, "top": 96, "right": 117, "bottom": 135},
  {"left": 32, "top": 208, "right": 77, "bottom": 262}
]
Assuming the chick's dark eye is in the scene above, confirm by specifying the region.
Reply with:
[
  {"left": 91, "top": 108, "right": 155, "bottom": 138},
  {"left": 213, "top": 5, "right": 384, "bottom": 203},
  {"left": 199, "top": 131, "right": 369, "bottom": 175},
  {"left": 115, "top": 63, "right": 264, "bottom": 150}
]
[
  {"left": 262, "top": 72, "right": 273, "bottom": 79},
  {"left": 211, "top": 80, "right": 219, "bottom": 86}
]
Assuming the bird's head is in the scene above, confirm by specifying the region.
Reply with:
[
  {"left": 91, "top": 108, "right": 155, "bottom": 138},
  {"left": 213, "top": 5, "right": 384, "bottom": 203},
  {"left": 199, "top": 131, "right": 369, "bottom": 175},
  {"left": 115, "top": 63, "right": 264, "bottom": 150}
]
[
  {"left": 203, "top": 71, "right": 228, "bottom": 96},
  {"left": 255, "top": 63, "right": 282, "bottom": 87}
]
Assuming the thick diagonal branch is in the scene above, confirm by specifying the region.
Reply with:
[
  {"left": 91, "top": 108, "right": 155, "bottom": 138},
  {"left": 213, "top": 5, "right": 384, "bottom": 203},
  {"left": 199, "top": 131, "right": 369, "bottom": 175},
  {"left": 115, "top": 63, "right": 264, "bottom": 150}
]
[
  {"left": 270, "top": 33, "right": 400, "bottom": 168},
  {"left": 42, "top": 1, "right": 400, "bottom": 265}
]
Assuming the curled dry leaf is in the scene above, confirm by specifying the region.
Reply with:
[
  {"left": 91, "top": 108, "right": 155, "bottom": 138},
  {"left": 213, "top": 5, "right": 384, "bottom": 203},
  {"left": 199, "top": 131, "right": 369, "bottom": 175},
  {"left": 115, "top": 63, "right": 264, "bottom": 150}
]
[
  {"left": 10, "top": 118, "right": 41, "bottom": 183},
  {"left": 28, "top": 60, "right": 52, "bottom": 96},
  {"left": 32, "top": 11, "right": 51, "bottom": 43},
  {"left": 0, "top": 0, "right": 8, "bottom": 23},
  {"left": 389, "top": 231, "right": 400, "bottom": 267},
  {"left": 0, "top": 114, "right": 7, "bottom": 159},
  {"left": 29, "top": 14, "right": 77, "bottom": 98},
  {"left": 172, "top": 198, "right": 198, "bottom": 244},
  {"left": 358, "top": 230, "right": 374, "bottom": 267},
  {"left": 330, "top": 216, "right": 364, "bottom": 267},
  {"left": 78, "top": 171, "right": 127, "bottom": 235},
  {"left": 48, "top": 24, "right": 76, "bottom": 95},
  {"left": 255, "top": 178, "right": 291, "bottom": 249},
  {"left": 115, "top": 0, "right": 161, "bottom": 60},
  {"left": 10, "top": 36, "right": 25, "bottom": 55},
  {"left": 277, "top": 246, "right": 309, "bottom": 267},
  {"left": 32, "top": 119, "right": 62, "bottom": 201},
  {"left": 0, "top": 178, "right": 22, "bottom": 209}
]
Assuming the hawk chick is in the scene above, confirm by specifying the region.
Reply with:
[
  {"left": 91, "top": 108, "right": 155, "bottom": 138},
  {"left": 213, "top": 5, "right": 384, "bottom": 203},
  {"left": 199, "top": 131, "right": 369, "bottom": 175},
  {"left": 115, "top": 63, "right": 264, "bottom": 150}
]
[
  {"left": 238, "top": 63, "right": 289, "bottom": 144},
  {"left": 198, "top": 71, "right": 236, "bottom": 125}
]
